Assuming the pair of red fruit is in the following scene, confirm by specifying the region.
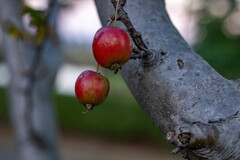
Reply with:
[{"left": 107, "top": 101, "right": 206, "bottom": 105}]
[{"left": 75, "top": 27, "right": 133, "bottom": 112}]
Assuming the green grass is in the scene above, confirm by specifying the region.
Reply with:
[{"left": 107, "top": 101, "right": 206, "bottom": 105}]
[
  {"left": 55, "top": 73, "right": 167, "bottom": 144},
  {"left": 55, "top": 92, "right": 165, "bottom": 141},
  {"left": 0, "top": 74, "right": 168, "bottom": 145}
]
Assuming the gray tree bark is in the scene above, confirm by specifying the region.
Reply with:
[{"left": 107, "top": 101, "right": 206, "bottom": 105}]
[
  {"left": 0, "top": 0, "right": 61, "bottom": 160},
  {"left": 95, "top": 0, "right": 240, "bottom": 159}
]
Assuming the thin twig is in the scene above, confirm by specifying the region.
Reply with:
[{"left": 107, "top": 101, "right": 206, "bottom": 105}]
[
  {"left": 107, "top": 19, "right": 113, "bottom": 26},
  {"left": 111, "top": 0, "right": 148, "bottom": 52}
]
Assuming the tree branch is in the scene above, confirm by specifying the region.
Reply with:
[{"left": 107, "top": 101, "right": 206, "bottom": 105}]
[
  {"left": 0, "top": 0, "right": 61, "bottom": 159},
  {"left": 23, "top": 0, "right": 61, "bottom": 149},
  {"left": 233, "top": 79, "right": 240, "bottom": 88},
  {"left": 95, "top": 0, "right": 240, "bottom": 159}
]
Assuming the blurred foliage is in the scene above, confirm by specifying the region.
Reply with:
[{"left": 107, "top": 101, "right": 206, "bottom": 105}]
[
  {"left": 0, "top": 75, "right": 169, "bottom": 145},
  {"left": 7, "top": 24, "right": 29, "bottom": 39},
  {"left": 193, "top": 0, "right": 240, "bottom": 79},
  {"left": 22, "top": 6, "right": 47, "bottom": 45},
  {"left": 55, "top": 73, "right": 168, "bottom": 145}
]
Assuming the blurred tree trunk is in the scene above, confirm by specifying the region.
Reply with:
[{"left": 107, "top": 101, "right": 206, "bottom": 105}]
[
  {"left": 95, "top": 0, "right": 240, "bottom": 159},
  {"left": 0, "top": 0, "right": 61, "bottom": 160}
]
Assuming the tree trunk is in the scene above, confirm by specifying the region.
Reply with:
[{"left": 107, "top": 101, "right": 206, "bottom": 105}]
[
  {"left": 0, "top": 0, "right": 61, "bottom": 160},
  {"left": 95, "top": 0, "right": 240, "bottom": 159}
]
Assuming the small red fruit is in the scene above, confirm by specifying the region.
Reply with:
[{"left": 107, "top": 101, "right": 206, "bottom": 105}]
[
  {"left": 92, "top": 27, "right": 133, "bottom": 73},
  {"left": 75, "top": 70, "right": 110, "bottom": 112}
]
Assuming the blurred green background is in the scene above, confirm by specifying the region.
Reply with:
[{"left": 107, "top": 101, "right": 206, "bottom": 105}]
[
  {"left": 0, "top": 73, "right": 169, "bottom": 144},
  {"left": 0, "top": 0, "right": 240, "bottom": 159},
  {"left": 193, "top": 0, "right": 240, "bottom": 79}
]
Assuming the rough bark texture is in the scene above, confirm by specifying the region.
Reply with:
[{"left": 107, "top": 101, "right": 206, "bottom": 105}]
[
  {"left": 0, "top": 0, "right": 61, "bottom": 160},
  {"left": 95, "top": 0, "right": 240, "bottom": 159}
]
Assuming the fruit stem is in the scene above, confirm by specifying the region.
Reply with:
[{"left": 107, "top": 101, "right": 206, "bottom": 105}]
[
  {"left": 114, "top": 0, "right": 120, "bottom": 27},
  {"left": 110, "top": 63, "right": 122, "bottom": 74},
  {"left": 96, "top": 63, "right": 99, "bottom": 73},
  {"left": 82, "top": 104, "right": 93, "bottom": 114}
]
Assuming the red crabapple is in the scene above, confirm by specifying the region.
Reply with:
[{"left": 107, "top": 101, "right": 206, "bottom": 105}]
[
  {"left": 75, "top": 70, "right": 110, "bottom": 112},
  {"left": 92, "top": 27, "right": 133, "bottom": 73}
]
